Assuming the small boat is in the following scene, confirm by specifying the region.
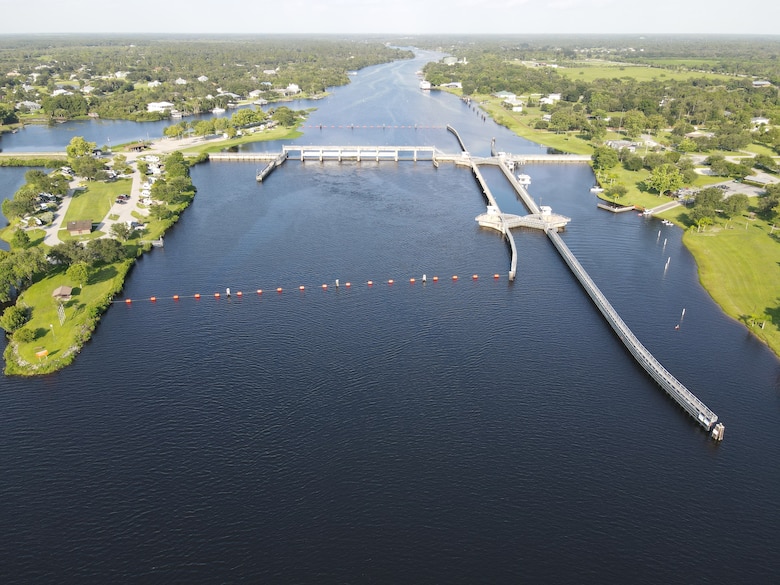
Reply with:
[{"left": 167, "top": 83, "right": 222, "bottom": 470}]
[
  {"left": 662, "top": 219, "right": 674, "bottom": 226},
  {"left": 589, "top": 185, "right": 604, "bottom": 193},
  {"left": 211, "top": 107, "right": 226, "bottom": 114},
  {"left": 419, "top": 80, "right": 431, "bottom": 91},
  {"left": 517, "top": 173, "right": 531, "bottom": 186}
]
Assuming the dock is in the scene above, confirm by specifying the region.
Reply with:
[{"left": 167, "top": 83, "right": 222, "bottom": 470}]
[{"left": 546, "top": 227, "right": 722, "bottom": 439}]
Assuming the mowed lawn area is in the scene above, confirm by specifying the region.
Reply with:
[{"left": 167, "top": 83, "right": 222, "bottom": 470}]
[
  {"left": 64, "top": 178, "right": 131, "bottom": 224},
  {"left": 680, "top": 217, "right": 780, "bottom": 353},
  {"left": 554, "top": 63, "right": 734, "bottom": 84}
]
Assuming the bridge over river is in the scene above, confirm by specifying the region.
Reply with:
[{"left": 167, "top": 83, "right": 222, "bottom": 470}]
[{"left": 207, "top": 138, "right": 723, "bottom": 440}]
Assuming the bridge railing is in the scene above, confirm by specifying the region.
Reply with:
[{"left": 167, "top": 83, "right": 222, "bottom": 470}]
[{"left": 546, "top": 229, "right": 718, "bottom": 429}]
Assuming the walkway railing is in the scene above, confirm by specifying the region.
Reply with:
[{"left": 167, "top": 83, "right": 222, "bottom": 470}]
[{"left": 546, "top": 228, "right": 719, "bottom": 431}]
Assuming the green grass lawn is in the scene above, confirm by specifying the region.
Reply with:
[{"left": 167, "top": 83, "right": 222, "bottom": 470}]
[
  {"left": 178, "top": 125, "right": 304, "bottom": 155},
  {"left": 680, "top": 217, "right": 780, "bottom": 353},
  {"left": 6, "top": 260, "right": 132, "bottom": 375},
  {"left": 64, "top": 179, "right": 131, "bottom": 224},
  {"left": 555, "top": 63, "right": 733, "bottom": 84}
]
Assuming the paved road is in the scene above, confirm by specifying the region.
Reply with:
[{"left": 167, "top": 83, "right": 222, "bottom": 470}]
[{"left": 38, "top": 135, "right": 206, "bottom": 245}]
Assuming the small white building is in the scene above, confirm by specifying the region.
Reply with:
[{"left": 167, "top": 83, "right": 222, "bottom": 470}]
[
  {"left": 147, "top": 101, "right": 174, "bottom": 113},
  {"left": 751, "top": 116, "right": 771, "bottom": 129}
]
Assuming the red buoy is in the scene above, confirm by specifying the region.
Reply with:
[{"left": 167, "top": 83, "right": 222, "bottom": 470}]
[
  {"left": 215, "top": 293, "right": 220, "bottom": 298},
  {"left": 299, "top": 285, "right": 305, "bottom": 291},
  {"left": 194, "top": 293, "right": 201, "bottom": 299},
  {"left": 277, "top": 287, "right": 283, "bottom": 293},
  {"left": 494, "top": 274, "right": 500, "bottom": 279},
  {"left": 410, "top": 278, "right": 416, "bottom": 284},
  {"left": 452, "top": 275, "right": 459, "bottom": 281},
  {"left": 173, "top": 295, "right": 180, "bottom": 300},
  {"left": 150, "top": 296, "right": 157, "bottom": 302},
  {"left": 472, "top": 274, "right": 478, "bottom": 280},
  {"left": 345, "top": 282, "right": 352, "bottom": 288},
  {"left": 367, "top": 280, "right": 373, "bottom": 286},
  {"left": 388, "top": 279, "right": 394, "bottom": 285},
  {"left": 257, "top": 289, "right": 263, "bottom": 295},
  {"left": 237, "top": 291, "right": 243, "bottom": 297},
  {"left": 125, "top": 298, "right": 132, "bottom": 304},
  {"left": 322, "top": 284, "right": 328, "bottom": 290},
  {"left": 433, "top": 276, "right": 439, "bottom": 282}
]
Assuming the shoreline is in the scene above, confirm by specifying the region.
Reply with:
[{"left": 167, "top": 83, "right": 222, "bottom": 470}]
[{"left": 1, "top": 124, "right": 304, "bottom": 376}]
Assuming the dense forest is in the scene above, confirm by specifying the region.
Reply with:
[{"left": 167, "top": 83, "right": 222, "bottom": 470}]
[{"left": 0, "top": 35, "right": 412, "bottom": 122}]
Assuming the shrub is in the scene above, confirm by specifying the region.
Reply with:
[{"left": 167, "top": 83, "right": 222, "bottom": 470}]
[
  {"left": 13, "top": 327, "right": 36, "bottom": 343},
  {"left": 0, "top": 305, "right": 31, "bottom": 333}
]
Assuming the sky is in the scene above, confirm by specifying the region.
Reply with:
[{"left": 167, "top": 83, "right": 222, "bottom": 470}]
[{"left": 1, "top": 0, "right": 778, "bottom": 36}]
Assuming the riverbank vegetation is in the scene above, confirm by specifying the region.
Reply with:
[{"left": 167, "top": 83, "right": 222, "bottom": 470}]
[
  {"left": 419, "top": 36, "right": 780, "bottom": 356},
  {"left": 0, "top": 36, "right": 411, "bottom": 126},
  {"left": 0, "top": 141, "right": 197, "bottom": 375},
  {"left": 0, "top": 98, "right": 310, "bottom": 374}
]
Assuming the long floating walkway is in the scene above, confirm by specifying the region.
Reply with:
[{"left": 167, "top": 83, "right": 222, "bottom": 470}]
[{"left": 546, "top": 227, "right": 723, "bottom": 439}]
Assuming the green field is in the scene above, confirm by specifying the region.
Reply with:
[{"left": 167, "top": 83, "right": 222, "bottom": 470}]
[
  {"left": 670, "top": 211, "right": 780, "bottom": 353},
  {"left": 554, "top": 64, "right": 733, "bottom": 84},
  {"left": 5, "top": 260, "right": 132, "bottom": 375},
  {"left": 64, "top": 179, "right": 131, "bottom": 224}
]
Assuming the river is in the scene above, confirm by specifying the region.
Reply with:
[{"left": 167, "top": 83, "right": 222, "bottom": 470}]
[{"left": 1, "top": 49, "right": 779, "bottom": 585}]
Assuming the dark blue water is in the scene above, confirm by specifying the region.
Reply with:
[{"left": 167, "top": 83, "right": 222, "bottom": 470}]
[{"left": 1, "top": 49, "right": 779, "bottom": 585}]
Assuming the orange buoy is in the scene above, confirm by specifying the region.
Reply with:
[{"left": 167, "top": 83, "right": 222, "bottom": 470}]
[
  {"left": 277, "top": 287, "right": 283, "bottom": 293},
  {"left": 237, "top": 291, "right": 243, "bottom": 297},
  {"left": 257, "top": 289, "right": 263, "bottom": 295},
  {"left": 194, "top": 293, "right": 201, "bottom": 299},
  {"left": 345, "top": 282, "right": 352, "bottom": 288},
  {"left": 173, "top": 295, "right": 180, "bottom": 300},
  {"left": 150, "top": 296, "right": 157, "bottom": 302},
  {"left": 367, "top": 280, "right": 373, "bottom": 286},
  {"left": 299, "top": 285, "right": 305, "bottom": 291},
  {"left": 215, "top": 293, "right": 221, "bottom": 298},
  {"left": 452, "top": 275, "right": 459, "bottom": 281},
  {"left": 494, "top": 274, "right": 500, "bottom": 279},
  {"left": 410, "top": 278, "right": 416, "bottom": 284},
  {"left": 322, "top": 284, "right": 328, "bottom": 290},
  {"left": 125, "top": 298, "right": 132, "bottom": 304},
  {"left": 388, "top": 279, "right": 394, "bottom": 285},
  {"left": 433, "top": 276, "right": 439, "bottom": 282},
  {"left": 472, "top": 274, "right": 478, "bottom": 280}
]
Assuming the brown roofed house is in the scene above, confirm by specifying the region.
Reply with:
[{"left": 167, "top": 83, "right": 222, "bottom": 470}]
[{"left": 67, "top": 220, "right": 92, "bottom": 236}]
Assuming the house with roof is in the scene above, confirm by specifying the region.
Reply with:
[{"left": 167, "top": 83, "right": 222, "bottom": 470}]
[
  {"left": 751, "top": 117, "right": 771, "bottom": 130},
  {"left": 539, "top": 93, "right": 562, "bottom": 106},
  {"left": 52, "top": 285, "right": 73, "bottom": 302},
  {"left": 67, "top": 220, "right": 92, "bottom": 236},
  {"left": 147, "top": 101, "right": 174, "bottom": 113}
]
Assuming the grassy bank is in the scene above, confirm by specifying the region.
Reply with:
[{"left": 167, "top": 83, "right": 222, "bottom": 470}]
[
  {"left": 177, "top": 125, "right": 304, "bottom": 156},
  {"left": 661, "top": 206, "right": 780, "bottom": 354},
  {"left": 3, "top": 259, "right": 132, "bottom": 375},
  {"left": 466, "top": 91, "right": 780, "bottom": 358}
]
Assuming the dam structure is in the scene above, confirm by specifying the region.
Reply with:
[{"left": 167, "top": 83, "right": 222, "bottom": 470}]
[{"left": 207, "top": 131, "right": 723, "bottom": 440}]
